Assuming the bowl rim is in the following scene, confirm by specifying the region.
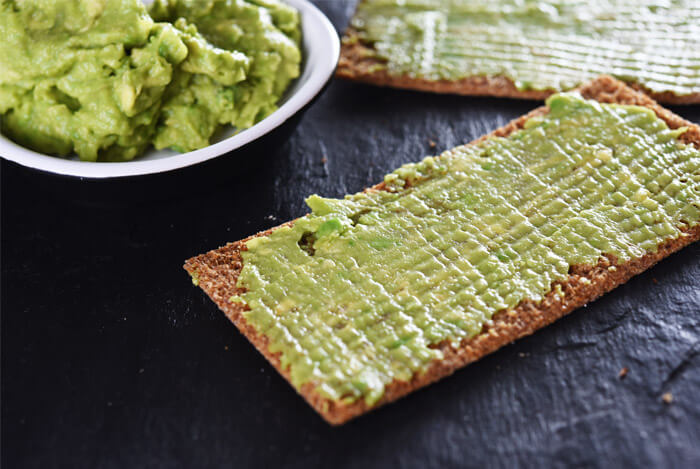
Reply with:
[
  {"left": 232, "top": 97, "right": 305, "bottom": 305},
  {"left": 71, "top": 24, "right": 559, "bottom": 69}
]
[{"left": 0, "top": 0, "right": 339, "bottom": 179}]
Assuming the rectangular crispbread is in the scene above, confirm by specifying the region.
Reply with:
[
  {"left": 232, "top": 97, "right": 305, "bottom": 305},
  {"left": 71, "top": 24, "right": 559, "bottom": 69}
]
[
  {"left": 336, "top": 27, "right": 700, "bottom": 106},
  {"left": 184, "top": 76, "right": 700, "bottom": 425}
]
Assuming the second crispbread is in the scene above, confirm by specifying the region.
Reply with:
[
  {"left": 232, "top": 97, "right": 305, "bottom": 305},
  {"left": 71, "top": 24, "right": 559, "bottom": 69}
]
[
  {"left": 185, "top": 76, "right": 700, "bottom": 425},
  {"left": 337, "top": 0, "right": 700, "bottom": 105}
]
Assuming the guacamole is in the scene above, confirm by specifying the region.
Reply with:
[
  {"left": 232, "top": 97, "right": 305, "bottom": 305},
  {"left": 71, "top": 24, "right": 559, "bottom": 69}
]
[
  {"left": 235, "top": 93, "right": 700, "bottom": 405},
  {"left": 350, "top": 0, "right": 700, "bottom": 96},
  {"left": 0, "top": 0, "right": 301, "bottom": 161}
]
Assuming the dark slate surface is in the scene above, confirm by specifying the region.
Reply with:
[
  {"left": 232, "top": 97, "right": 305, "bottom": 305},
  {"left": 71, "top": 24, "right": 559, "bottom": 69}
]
[{"left": 2, "top": 1, "right": 699, "bottom": 467}]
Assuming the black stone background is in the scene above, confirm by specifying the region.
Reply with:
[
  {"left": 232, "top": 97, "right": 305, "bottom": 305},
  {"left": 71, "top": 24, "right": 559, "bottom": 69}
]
[{"left": 2, "top": 1, "right": 699, "bottom": 467}]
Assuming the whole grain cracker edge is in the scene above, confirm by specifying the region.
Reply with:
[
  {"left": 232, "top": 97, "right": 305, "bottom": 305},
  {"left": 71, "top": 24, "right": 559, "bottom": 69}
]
[
  {"left": 336, "top": 29, "right": 700, "bottom": 106},
  {"left": 184, "top": 76, "right": 700, "bottom": 425}
]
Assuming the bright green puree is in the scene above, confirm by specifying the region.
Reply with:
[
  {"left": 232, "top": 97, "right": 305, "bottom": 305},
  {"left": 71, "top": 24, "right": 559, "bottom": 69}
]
[
  {"left": 235, "top": 93, "right": 700, "bottom": 405},
  {"left": 351, "top": 0, "right": 700, "bottom": 96},
  {"left": 0, "top": 0, "right": 301, "bottom": 161}
]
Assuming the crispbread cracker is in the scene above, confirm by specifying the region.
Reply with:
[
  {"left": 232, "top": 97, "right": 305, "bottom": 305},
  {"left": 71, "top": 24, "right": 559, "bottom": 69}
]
[
  {"left": 336, "top": 29, "right": 700, "bottom": 106},
  {"left": 184, "top": 76, "right": 700, "bottom": 425}
]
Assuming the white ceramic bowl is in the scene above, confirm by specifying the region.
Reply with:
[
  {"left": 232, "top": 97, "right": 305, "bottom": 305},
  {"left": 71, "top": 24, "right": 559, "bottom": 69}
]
[{"left": 0, "top": 0, "right": 339, "bottom": 179}]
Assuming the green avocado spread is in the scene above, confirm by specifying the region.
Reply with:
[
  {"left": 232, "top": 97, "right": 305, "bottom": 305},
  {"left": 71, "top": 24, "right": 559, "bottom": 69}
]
[
  {"left": 0, "top": 0, "right": 301, "bottom": 161},
  {"left": 234, "top": 93, "right": 700, "bottom": 405},
  {"left": 350, "top": 0, "right": 700, "bottom": 96}
]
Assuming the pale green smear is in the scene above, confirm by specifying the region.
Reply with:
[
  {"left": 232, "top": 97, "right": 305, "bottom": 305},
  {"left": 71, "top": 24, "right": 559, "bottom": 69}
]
[
  {"left": 351, "top": 0, "right": 700, "bottom": 96},
  {"left": 238, "top": 93, "right": 700, "bottom": 405}
]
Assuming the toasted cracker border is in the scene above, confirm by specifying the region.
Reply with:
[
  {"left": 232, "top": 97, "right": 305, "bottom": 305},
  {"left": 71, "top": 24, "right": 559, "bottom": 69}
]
[
  {"left": 336, "top": 29, "right": 700, "bottom": 105},
  {"left": 184, "top": 76, "right": 700, "bottom": 425}
]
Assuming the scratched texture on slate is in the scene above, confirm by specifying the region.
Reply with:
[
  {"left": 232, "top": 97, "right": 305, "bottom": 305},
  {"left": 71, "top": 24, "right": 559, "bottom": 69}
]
[{"left": 1, "top": 1, "right": 699, "bottom": 467}]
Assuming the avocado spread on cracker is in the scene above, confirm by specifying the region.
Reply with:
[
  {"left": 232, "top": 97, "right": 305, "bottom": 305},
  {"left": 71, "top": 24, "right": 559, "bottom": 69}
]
[
  {"left": 236, "top": 93, "right": 700, "bottom": 405},
  {"left": 350, "top": 0, "right": 700, "bottom": 97},
  {"left": 0, "top": 0, "right": 301, "bottom": 161}
]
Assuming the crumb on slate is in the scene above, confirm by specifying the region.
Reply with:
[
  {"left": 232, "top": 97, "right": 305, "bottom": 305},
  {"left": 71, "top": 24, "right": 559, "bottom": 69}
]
[
  {"left": 618, "top": 367, "right": 629, "bottom": 379},
  {"left": 652, "top": 278, "right": 658, "bottom": 284},
  {"left": 662, "top": 392, "right": 673, "bottom": 404},
  {"left": 321, "top": 157, "right": 328, "bottom": 164}
]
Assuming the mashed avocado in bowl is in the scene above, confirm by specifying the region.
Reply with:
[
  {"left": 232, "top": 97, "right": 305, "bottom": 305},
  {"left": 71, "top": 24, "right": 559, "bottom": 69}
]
[{"left": 0, "top": 0, "right": 303, "bottom": 162}]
